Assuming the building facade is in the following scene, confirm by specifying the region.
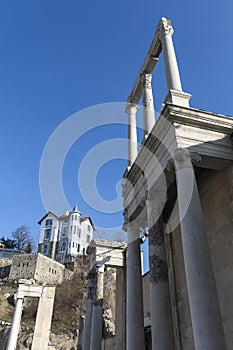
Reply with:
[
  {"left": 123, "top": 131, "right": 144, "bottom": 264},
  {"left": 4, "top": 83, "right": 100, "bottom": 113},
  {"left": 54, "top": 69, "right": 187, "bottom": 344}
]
[
  {"left": 121, "top": 17, "right": 233, "bottom": 350},
  {"left": 38, "top": 204, "right": 94, "bottom": 264}
]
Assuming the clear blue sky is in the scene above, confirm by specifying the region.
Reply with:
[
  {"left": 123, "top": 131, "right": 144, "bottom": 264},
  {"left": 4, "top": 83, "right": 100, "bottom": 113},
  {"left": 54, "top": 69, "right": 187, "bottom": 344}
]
[{"left": 0, "top": 0, "right": 232, "bottom": 244}]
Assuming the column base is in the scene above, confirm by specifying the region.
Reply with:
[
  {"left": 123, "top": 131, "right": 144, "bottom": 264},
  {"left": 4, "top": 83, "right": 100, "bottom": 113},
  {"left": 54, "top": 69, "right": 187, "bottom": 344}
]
[{"left": 164, "top": 89, "right": 192, "bottom": 107}]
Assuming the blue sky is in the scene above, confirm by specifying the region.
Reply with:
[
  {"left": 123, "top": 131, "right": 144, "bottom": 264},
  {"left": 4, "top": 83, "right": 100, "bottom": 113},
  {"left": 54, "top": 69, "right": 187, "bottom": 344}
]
[{"left": 0, "top": 0, "right": 232, "bottom": 244}]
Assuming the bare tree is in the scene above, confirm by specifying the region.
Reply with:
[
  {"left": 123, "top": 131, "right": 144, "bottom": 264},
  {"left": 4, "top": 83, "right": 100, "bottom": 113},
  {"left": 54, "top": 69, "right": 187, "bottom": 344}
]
[{"left": 11, "top": 225, "right": 34, "bottom": 252}]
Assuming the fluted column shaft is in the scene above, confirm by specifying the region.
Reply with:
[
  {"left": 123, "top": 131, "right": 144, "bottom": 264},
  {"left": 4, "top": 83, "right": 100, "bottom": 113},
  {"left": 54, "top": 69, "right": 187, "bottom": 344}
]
[
  {"left": 174, "top": 148, "right": 226, "bottom": 350},
  {"left": 126, "top": 223, "right": 145, "bottom": 350}
]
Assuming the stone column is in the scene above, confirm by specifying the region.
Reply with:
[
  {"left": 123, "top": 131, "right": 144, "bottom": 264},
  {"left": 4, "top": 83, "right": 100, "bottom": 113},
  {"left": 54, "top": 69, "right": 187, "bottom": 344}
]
[
  {"left": 31, "top": 286, "right": 56, "bottom": 350},
  {"left": 90, "top": 265, "right": 104, "bottom": 350},
  {"left": 6, "top": 296, "right": 24, "bottom": 350},
  {"left": 126, "top": 222, "right": 145, "bottom": 350},
  {"left": 158, "top": 17, "right": 182, "bottom": 92},
  {"left": 174, "top": 148, "right": 226, "bottom": 350},
  {"left": 141, "top": 73, "right": 155, "bottom": 136},
  {"left": 77, "top": 315, "right": 85, "bottom": 350},
  {"left": 126, "top": 103, "right": 138, "bottom": 167},
  {"left": 147, "top": 194, "right": 175, "bottom": 350},
  {"left": 115, "top": 267, "right": 126, "bottom": 350},
  {"left": 83, "top": 274, "right": 95, "bottom": 350}
]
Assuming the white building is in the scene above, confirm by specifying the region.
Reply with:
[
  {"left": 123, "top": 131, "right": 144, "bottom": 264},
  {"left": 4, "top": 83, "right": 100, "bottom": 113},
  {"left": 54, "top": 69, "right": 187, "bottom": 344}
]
[{"left": 38, "top": 204, "right": 94, "bottom": 264}]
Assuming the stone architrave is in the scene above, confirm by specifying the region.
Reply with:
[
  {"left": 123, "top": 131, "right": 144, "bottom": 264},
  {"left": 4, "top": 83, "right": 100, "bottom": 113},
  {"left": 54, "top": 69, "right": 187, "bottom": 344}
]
[{"left": 174, "top": 148, "right": 226, "bottom": 350}]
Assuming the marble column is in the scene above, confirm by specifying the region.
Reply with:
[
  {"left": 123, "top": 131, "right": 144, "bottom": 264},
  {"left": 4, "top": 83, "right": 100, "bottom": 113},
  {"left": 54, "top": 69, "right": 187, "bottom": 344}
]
[
  {"left": 126, "top": 222, "right": 145, "bottom": 350},
  {"left": 6, "top": 296, "right": 24, "bottom": 350},
  {"left": 126, "top": 103, "right": 138, "bottom": 167},
  {"left": 158, "top": 17, "right": 182, "bottom": 92},
  {"left": 147, "top": 195, "right": 175, "bottom": 350},
  {"left": 90, "top": 265, "right": 104, "bottom": 350},
  {"left": 31, "top": 286, "right": 56, "bottom": 350},
  {"left": 77, "top": 315, "right": 85, "bottom": 350},
  {"left": 174, "top": 148, "right": 226, "bottom": 350},
  {"left": 83, "top": 274, "right": 95, "bottom": 350},
  {"left": 141, "top": 73, "right": 155, "bottom": 137}
]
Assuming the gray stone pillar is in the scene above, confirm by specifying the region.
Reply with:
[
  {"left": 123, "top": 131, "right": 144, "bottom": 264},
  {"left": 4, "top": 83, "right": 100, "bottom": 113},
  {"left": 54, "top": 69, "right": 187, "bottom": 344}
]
[
  {"left": 83, "top": 274, "right": 95, "bottom": 350},
  {"left": 126, "top": 223, "right": 145, "bottom": 350},
  {"left": 158, "top": 17, "right": 182, "bottom": 92},
  {"left": 141, "top": 73, "right": 155, "bottom": 136},
  {"left": 77, "top": 315, "right": 85, "bottom": 350},
  {"left": 90, "top": 265, "right": 104, "bottom": 350},
  {"left": 174, "top": 148, "right": 226, "bottom": 350},
  {"left": 31, "top": 286, "right": 56, "bottom": 350},
  {"left": 126, "top": 103, "right": 138, "bottom": 167},
  {"left": 6, "top": 296, "right": 24, "bottom": 350},
  {"left": 147, "top": 195, "right": 175, "bottom": 350},
  {"left": 115, "top": 268, "right": 126, "bottom": 350}
]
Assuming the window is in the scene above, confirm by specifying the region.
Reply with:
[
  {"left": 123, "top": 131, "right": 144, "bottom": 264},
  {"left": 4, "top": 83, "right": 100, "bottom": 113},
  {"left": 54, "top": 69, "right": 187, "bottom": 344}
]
[
  {"left": 60, "top": 242, "right": 66, "bottom": 252},
  {"left": 73, "top": 226, "right": 76, "bottom": 234},
  {"left": 44, "top": 228, "right": 51, "bottom": 240},
  {"left": 78, "top": 229, "right": 81, "bottom": 238},
  {"left": 74, "top": 215, "right": 77, "bottom": 220},
  {"left": 64, "top": 219, "right": 68, "bottom": 224},
  {"left": 87, "top": 225, "right": 91, "bottom": 232},
  {"left": 43, "top": 244, "right": 48, "bottom": 254},
  {"left": 83, "top": 248, "right": 85, "bottom": 255},
  {"left": 63, "top": 227, "right": 68, "bottom": 236},
  {"left": 77, "top": 244, "right": 80, "bottom": 253},
  {"left": 87, "top": 234, "right": 90, "bottom": 243},
  {"left": 45, "top": 219, "right": 52, "bottom": 227},
  {"left": 73, "top": 242, "right": 75, "bottom": 248}
]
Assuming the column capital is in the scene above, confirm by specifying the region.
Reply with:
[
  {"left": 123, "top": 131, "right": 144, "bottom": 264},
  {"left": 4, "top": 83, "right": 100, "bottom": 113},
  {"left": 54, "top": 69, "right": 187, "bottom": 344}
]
[
  {"left": 141, "top": 73, "right": 152, "bottom": 88},
  {"left": 167, "top": 150, "right": 202, "bottom": 171},
  {"left": 158, "top": 17, "right": 174, "bottom": 40},
  {"left": 125, "top": 102, "right": 139, "bottom": 115},
  {"left": 174, "top": 149, "right": 202, "bottom": 170},
  {"left": 127, "top": 220, "right": 140, "bottom": 243}
]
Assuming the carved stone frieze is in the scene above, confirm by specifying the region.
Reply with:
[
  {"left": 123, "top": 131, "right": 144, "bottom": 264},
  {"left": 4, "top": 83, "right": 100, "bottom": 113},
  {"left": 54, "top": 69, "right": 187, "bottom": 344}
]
[
  {"left": 149, "top": 254, "right": 168, "bottom": 284},
  {"left": 149, "top": 223, "right": 164, "bottom": 246}
]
